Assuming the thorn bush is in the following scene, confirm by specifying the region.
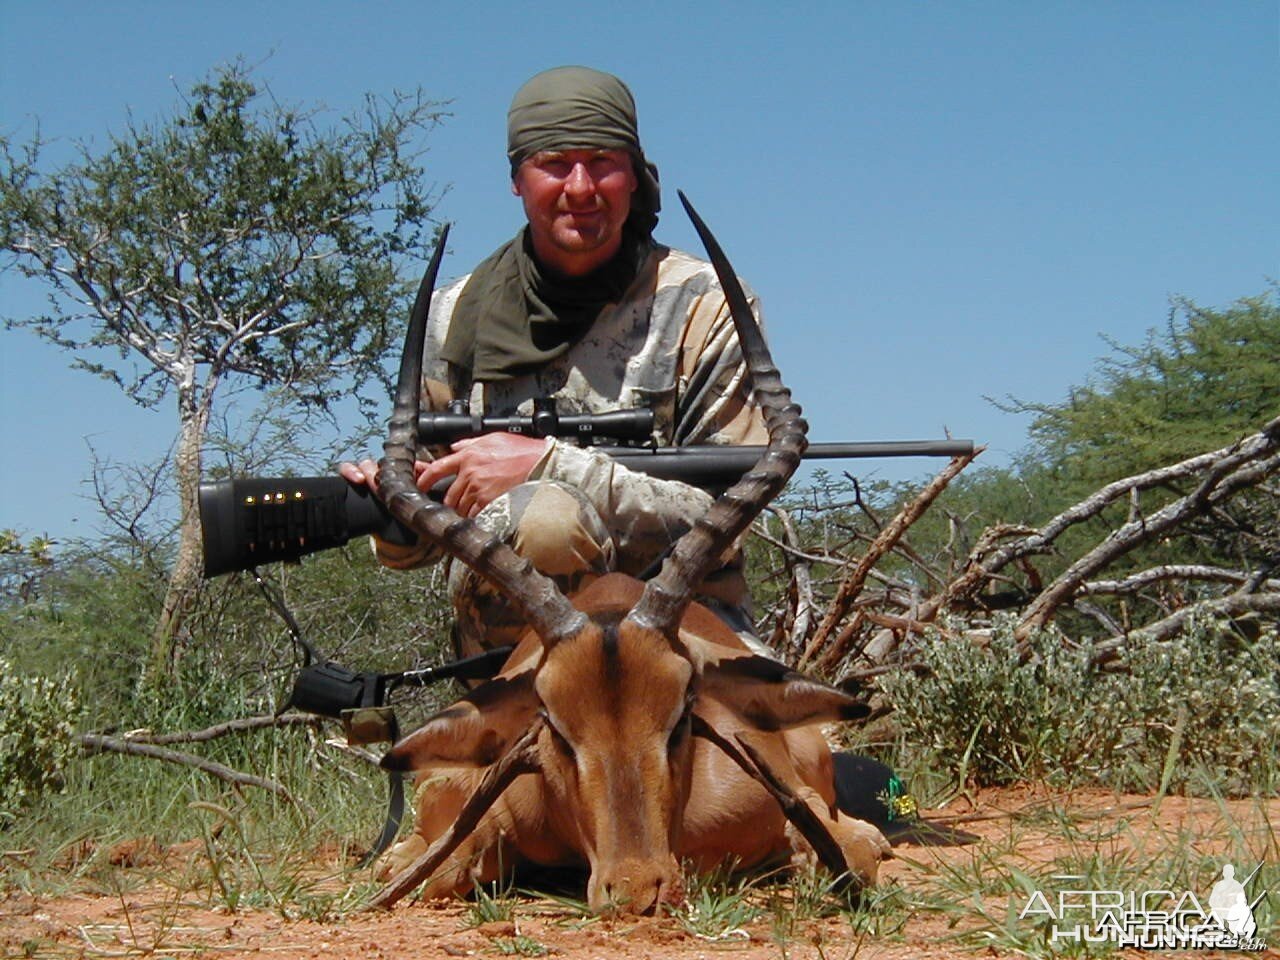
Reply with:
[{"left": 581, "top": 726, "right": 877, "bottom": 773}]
[
  {"left": 0, "top": 657, "right": 84, "bottom": 827},
  {"left": 879, "top": 617, "right": 1279, "bottom": 794}
]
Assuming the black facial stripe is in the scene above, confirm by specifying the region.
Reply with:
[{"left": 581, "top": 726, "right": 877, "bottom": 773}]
[{"left": 602, "top": 622, "right": 619, "bottom": 663}]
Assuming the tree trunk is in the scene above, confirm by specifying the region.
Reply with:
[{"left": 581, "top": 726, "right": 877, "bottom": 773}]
[{"left": 150, "top": 382, "right": 211, "bottom": 677}]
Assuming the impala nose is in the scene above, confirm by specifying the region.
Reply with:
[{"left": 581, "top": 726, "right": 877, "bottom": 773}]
[{"left": 589, "top": 858, "right": 683, "bottom": 915}]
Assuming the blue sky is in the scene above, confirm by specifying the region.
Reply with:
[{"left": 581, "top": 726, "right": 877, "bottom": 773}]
[{"left": 2, "top": 1, "right": 1276, "bottom": 545}]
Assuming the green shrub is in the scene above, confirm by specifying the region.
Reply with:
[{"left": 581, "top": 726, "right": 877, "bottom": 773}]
[
  {"left": 0, "top": 533, "right": 458, "bottom": 858},
  {"left": 0, "top": 657, "right": 84, "bottom": 827},
  {"left": 880, "top": 617, "right": 1279, "bottom": 794},
  {"left": 1118, "top": 621, "right": 1280, "bottom": 793}
]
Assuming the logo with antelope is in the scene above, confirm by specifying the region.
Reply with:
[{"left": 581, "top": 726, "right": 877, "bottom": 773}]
[{"left": 367, "top": 194, "right": 891, "bottom": 915}]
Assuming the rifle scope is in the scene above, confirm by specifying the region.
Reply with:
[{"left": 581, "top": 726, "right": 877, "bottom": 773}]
[{"left": 419, "top": 402, "right": 654, "bottom": 445}]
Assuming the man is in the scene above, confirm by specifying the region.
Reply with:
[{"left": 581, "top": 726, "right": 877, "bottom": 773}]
[{"left": 341, "top": 66, "right": 769, "bottom": 659}]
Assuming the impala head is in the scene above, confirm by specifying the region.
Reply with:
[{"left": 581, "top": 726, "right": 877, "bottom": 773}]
[
  {"left": 377, "top": 197, "right": 859, "bottom": 914},
  {"left": 533, "top": 603, "right": 695, "bottom": 911}
]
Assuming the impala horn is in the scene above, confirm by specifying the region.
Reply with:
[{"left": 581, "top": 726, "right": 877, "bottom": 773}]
[
  {"left": 377, "top": 226, "right": 587, "bottom": 647},
  {"left": 628, "top": 193, "right": 809, "bottom": 635}
]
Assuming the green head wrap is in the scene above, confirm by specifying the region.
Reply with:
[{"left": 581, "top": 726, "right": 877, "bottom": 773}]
[{"left": 506, "top": 65, "right": 661, "bottom": 235}]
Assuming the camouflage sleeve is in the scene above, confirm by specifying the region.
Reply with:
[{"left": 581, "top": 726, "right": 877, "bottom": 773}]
[
  {"left": 528, "top": 442, "right": 716, "bottom": 578},
  {"left": 673, "top": 282, "right": 770, "bottom": 446},
  {"left": 533, "top": 280, "right": 769, "bottom": 574}
]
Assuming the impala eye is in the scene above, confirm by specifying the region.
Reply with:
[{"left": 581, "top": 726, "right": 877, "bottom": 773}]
[
  {"left": 667, "top": 720, "right": 689, "bottom": 752},
  {"left": 667, "top": 694, "right": 696, "bottom": 752}
]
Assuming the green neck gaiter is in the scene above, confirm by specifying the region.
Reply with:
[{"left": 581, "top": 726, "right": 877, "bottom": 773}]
[{"left": 441, "top": 226, "right": 652, "bottom": 382}]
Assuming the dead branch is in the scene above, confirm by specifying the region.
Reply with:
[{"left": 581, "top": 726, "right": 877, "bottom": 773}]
[
  {"left": 367, "top": 717, "right": 545, "bottom": 911},
  {"left": 854, "top": 628, "right": 901, "bottom": 673},
  {"left": 1073, "top": 600, "right": 1126, "bottom": 638},
  {"left": 801, "top": 449, "right": 980, "bottom": 670},
  {"left": 1088, "top": 591, "right": 1280, "bottom": 664},
  {"left": 770, "top": 507, "right": 817, "bottom": 658},
  {"left": 76, "top": 733, "right": 294, "bottom": 801},
  {"left": 752, "top": 526, "right": 841, "bottom": 566},
  {"left": 761, "top": 594, "right": 791, "bottom": 648},
  {"left": 861, "top": 609, "right": 940, "bottom": 636},
  {"left": 842, "top": 476, "right": 950, "bottom": 588},
  {"left": 1241, "top": 564, "right": 1280, "bottom": 592},
  {"left": 1016, "top": 443, "right": 1280, "bottom": 639},
  {"left": 925, "top": 417, "right": 1279, "bottom": 621},
  {"left": 323, "top": 738, "right": 385, "bottom": 769},
  {"left": 116, "top": 713, "right": 324, "bottom": 745},
  {"left": 826, "top": 611, "right": 865, "bottom": 668},
  {"left": 942, "top": 508, "right": 977, "bottom": 578},
  {"left": 848, "top": 475, "right": 883, "bottom": 531},
  {"left": 828, "top": 517, "right": 949, "bottom": 593},
  {"left": 1080, "top": 565, "right": 1280, "bottom": 596},
  {"left": 1130, "top": 592, "right": 1280, "bottom": 644}
]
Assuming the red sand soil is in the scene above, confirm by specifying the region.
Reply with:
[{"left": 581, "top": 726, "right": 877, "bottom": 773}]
[{"left": 3, "top": 787, "right": 1276, "bottom": 959}]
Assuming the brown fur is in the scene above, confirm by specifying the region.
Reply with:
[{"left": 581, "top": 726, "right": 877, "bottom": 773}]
[
  {"left": 374, "top": 206, "right": 884, "bottom": 915},
  {"left": 377, "top": 574, "right": 889, "bottom": 913}
]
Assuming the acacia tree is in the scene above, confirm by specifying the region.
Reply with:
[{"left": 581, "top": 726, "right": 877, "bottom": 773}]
[
  {"left": 1004, "top": 291, "right": 1280, "bottom": 569},
  {"left": 1016, "top": 292, "right": 1279, "bottom": 484},
  {"left": 1, "top": 62, "right": 445, "bottom": 673}
]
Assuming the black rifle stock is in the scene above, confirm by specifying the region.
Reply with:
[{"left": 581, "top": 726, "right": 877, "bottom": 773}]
[{"left": 198, "top": 437, "right": 973, "bottom": 578}]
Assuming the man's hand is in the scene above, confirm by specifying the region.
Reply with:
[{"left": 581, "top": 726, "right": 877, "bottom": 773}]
[
  {"left": 339, "top": 457, "right": 398, "bottom": 497},
  {"left": 338, "top": 433, "right": 548, "bottom": 519},
  {"left": 417, "top": 433, "right": 549, "bottom": 518}
]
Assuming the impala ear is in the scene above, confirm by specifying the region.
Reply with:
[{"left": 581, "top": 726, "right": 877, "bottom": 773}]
[
  {"left": 381, "top": 673, "right": 539, "bottom": 771},
  {"left": 700, "top": 656, "right": 869, "bottom": 731}
]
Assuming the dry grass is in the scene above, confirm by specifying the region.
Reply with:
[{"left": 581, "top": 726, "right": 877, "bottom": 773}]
[{"left": 4, "top": 786, "right": 1275, "bottom": 959}]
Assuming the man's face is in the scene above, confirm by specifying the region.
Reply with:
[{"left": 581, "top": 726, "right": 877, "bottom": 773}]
[{"left": 512, "top": 148, "right": 637, "bottom": 276}]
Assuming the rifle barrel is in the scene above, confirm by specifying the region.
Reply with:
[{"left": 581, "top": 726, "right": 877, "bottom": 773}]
[
  {"left": 600, "top": 439, "right": 975, "bottom": 486},
  {"left": 198, "top": 438, "right": 975, "bottom": 577}
]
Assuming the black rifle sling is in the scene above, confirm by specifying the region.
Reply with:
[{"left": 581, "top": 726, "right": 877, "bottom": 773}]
[
  {"left": 359, "top": 645, "right": 517, "bottom": 864},
  {"left": 360, "top": 678, "right": 404, "bottom": 867}
]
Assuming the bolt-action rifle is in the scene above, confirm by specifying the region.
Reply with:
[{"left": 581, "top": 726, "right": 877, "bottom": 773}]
[
  {"left": 201, "top": 225, "right": 971, "bottom": 860},
  {"left": 198, "top": 398, "right": 972, "bottom": 579}
]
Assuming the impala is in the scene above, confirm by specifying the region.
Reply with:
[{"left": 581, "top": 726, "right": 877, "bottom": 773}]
[{"left": 368, "top": 195, "right": 890, "bottom": 915}]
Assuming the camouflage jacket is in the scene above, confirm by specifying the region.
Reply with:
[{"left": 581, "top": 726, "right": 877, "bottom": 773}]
[{"left": 376, "top": 243, "right": 769, "bottom": 587}]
